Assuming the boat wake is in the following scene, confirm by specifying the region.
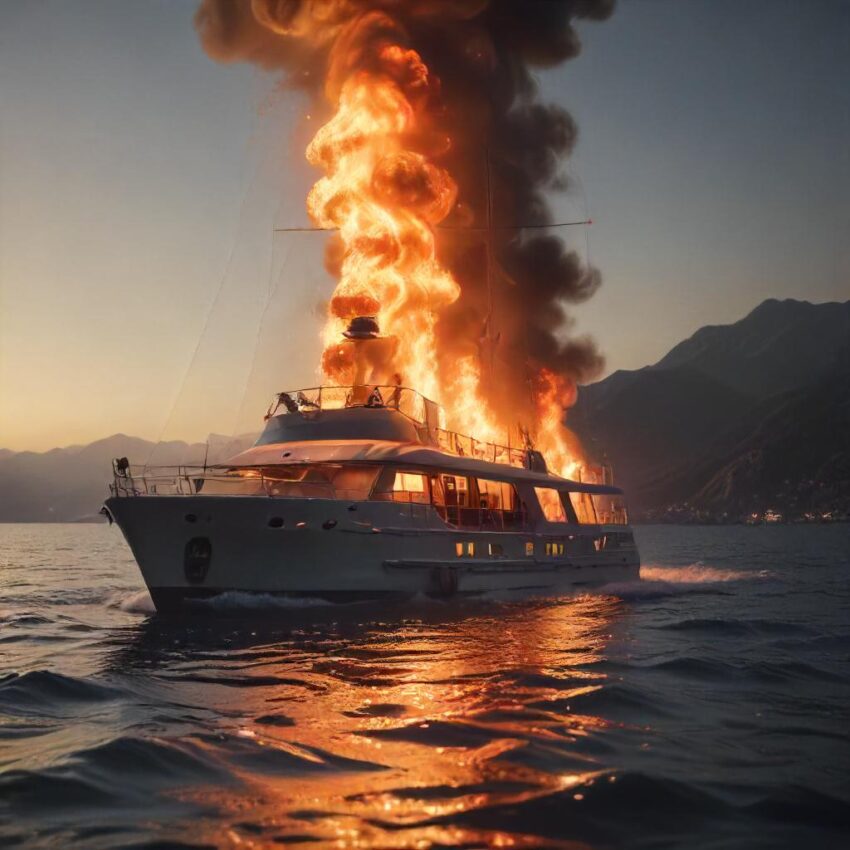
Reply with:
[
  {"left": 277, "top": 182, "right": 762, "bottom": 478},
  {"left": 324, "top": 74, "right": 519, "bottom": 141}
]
[
  {"left": 600, "top": 562, "right": 770, "bottom": 600},
  {"left": 108, "top": 590, "right": 156, "bottom": 615},
  {"left": 194, "top": 591, "right": 340, "bottom": 611}
]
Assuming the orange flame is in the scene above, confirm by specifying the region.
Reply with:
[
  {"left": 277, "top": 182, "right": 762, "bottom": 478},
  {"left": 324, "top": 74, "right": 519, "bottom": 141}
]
[{"left": 306, "top": 12, "right": 586, "bottom": 479}]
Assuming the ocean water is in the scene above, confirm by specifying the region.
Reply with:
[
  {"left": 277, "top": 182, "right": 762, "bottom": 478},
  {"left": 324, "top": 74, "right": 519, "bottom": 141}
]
[{"left": 1, "top": 524, "right": 848, "bottom": 849}]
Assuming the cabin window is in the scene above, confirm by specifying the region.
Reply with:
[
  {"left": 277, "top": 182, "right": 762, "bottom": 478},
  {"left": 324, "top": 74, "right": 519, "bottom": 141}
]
[
  {"left": 199, "top": 464, "right": 380, "bottom": 500},
  {"left": 590, "top": 494, "right": 629, "bottom": 525},
  {"left": 534, "top": 487, "right": 567, "bottom": 523},
  {"left": 442, "top": 475, "right": 470, "bottom": 507},
  {"left": 525, "top": 541, "right": 534, "bottom": 556},
  {"left": 466, "top": 541, "right": 475, "bottom": 556},
  {"left": 432, "top": 475, "right": 526, "bottom": 531},
  {"left": 488, "top": 543, "right": 503, "bottom": 557},
  {"left": 568, "top": 492, "right": 598, "bottom": 524},
  {"left": 330, "top": 466, "right": 383, "bottom": 501},
  {"left": 545, "top": 541, "right": 565, "bottom": 556},
  {"left": 435, "top": 475, "right": 480, "bottom": 529},
  {"left": 475, "top": 479, "right": 525, "bottom": 530},
  {"left": 455, "top": 541, "right": 464, "bottom": 557},
  {"left": 372, "top": 469, "right": 429, "bottom": 503},
  {"left": 476, "top": 479, "right": 517, "bottom": 511},
  {"left": 393, "top": 472, "right": 428, "bottom": 503}
]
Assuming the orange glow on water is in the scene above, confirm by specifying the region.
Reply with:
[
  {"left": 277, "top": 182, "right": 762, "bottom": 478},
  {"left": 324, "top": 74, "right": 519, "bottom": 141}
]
[{"left": 153, "top": 594, "right": 621, "bottom": 847}]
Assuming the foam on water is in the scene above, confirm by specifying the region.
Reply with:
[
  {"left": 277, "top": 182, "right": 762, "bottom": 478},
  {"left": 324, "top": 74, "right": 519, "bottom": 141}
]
[
  {"left": 598, "top": 561, "right": 771, "bottom": 600},
  {"left": 640, "top": 562, "right": 768, "bottom": 583},
  {"left": 196, "top": 591, "right": 338, "bottom": 610},
  {"left": 109, "top": 589, "right": 156, "bottom": 614}
]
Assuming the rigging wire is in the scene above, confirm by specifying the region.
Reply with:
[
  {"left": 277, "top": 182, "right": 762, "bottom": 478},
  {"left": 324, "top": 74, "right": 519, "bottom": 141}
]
[{"left": 145, "top": 150, "right": 261, "bottom": 470}]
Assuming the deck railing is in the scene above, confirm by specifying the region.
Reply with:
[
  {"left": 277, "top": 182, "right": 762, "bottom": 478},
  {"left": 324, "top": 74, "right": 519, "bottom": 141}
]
[
  {"left": 109, "top": 464, "right": 532, "bottom": 530},
  {"left": 109, "top": 465, "right": 367, "bottom": 500},
  {"left": 267, "top": 385, "right": 534, "bottom": 470}
]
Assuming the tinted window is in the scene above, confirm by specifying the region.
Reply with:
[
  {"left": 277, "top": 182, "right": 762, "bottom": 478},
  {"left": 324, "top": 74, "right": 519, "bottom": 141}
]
[
  {"left": 534, "top": 487, "right": 567, "bottom": 523},
  {"left": 568, "top": 492, "right": 598, "bottom": 524}
]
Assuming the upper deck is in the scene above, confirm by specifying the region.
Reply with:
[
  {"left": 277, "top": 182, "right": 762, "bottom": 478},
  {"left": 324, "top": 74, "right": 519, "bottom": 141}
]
[
  {"left": 108, "top": 384, "right": 628, "bottom": 525},
  {"left": 260, "top": 385, "right": 544, "bottom": 472}
]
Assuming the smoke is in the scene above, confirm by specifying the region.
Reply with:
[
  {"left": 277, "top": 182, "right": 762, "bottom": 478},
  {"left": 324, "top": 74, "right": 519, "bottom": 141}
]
[{"left": 195, "top": 0, "right": 611, "bottom": 433}]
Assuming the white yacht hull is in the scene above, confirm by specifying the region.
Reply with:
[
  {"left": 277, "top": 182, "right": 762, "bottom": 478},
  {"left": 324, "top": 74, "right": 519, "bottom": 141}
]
[{"left": 106, "top": 495, "right": 640, "bottom": 613}]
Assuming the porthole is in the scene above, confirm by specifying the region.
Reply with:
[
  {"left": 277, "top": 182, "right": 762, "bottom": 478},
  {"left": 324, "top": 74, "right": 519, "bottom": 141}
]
[
  {"left": 268, "top": 517, "right": 284, "bottom": 528},
  {"left": 184, "top": 513, "right": 197, "bottom": 524}
]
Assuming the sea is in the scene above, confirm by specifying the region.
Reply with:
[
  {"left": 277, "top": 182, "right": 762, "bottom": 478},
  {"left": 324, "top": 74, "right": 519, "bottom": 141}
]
[{"left": 0, "top": 523, "right": 848, "bottom": 849}]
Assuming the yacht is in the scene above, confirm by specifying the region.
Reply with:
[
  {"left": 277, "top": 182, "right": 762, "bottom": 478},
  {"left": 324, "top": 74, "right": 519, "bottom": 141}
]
[{"left": 105, "top": 365, "right": 639, "bottom": 613}]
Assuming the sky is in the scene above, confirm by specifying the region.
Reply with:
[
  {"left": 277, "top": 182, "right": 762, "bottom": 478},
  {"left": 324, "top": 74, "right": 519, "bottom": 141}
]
[{"left": 1, "top": 0, "right": 847, "bottom": 452}]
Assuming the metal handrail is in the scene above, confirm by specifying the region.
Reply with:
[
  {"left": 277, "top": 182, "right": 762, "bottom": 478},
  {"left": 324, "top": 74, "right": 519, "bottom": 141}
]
[
  {"left": 265, "top": 385, "right": 532, "bottom": 470},
  {"left": 110, "top": 465, "right": 530, "bottom": 529},
  {"left": 266, "top": 385, "right": 429, "bottom": 423}
]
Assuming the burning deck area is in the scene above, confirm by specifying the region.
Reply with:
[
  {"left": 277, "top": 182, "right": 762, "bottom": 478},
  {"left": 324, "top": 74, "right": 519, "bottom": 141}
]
[{"left": 195, "top": 0, "right": 614, "bottom": 485}]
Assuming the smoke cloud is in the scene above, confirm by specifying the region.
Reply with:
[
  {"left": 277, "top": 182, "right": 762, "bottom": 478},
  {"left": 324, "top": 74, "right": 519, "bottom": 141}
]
[{"left": 195, "top": 0, "right": 612, "bottom": 434}]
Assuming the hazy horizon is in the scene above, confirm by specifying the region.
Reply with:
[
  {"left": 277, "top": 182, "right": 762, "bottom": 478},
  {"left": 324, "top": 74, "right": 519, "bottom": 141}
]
[{"left": 2, "top": 0, "right": 848, "bottom": 452}]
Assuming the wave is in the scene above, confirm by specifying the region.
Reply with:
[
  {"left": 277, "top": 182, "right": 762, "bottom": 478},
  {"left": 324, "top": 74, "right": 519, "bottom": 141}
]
[
  {"left": 0, "top": 671, "right": 123, "bottom": 712},
  {"left": 189, "top": 731, "right": 387, "bottom": 776},
  {"left": 0, "top": 769, "right": 122, "bottom": 812},
  {"left": 528, "top": 682, "right": 675, "bottom": 720},
  {"left": 657, "top": 617, "right": 817, "bottom": 637},
  {"left": 72, "top": 736, "right": 229, "bottom": 785},
  {"left": 355, "top": 718, "right": 503, "bottom": 748},
  {"left": 425, "top": 771, "right": 850, "bottom": 845},
  {"left": 0, "top": 613, "right": 53, "bottom": 627},
  {"left": 603, "top": 654, "right": 849, "bottom": 686}
]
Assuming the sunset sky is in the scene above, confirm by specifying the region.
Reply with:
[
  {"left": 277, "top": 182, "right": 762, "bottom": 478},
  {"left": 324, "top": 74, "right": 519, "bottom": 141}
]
[{"left": 1, "top": 0, "right": 847, "bottom": 452}]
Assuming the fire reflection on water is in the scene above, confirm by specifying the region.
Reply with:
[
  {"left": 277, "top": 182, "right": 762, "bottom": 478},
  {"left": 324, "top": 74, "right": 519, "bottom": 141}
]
[{"left": 110, "top": 593, "right": 626, "bottom": 847}]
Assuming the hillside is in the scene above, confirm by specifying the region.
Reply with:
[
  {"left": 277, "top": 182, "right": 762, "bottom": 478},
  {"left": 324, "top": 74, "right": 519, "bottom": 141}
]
[
  {"left": 573, "top": 298, "right": 850, "bottom": 521},
  {"left": 0, "top": 434, "right": 254, "bottom": 523},
  {"left": 2, "top": 298, "right": 847, "bottom": 523},
  {"left": 654, "top": 298, "right": 850, "bottom": 399}
]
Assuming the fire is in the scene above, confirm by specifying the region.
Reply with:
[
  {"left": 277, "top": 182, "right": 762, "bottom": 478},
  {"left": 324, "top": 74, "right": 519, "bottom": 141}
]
[
  {"left": 305, "top": 10, "right": 586, "bottom": 478},
  {"left": 532, "top": 369, "right": 584, "bottom": 480},
  {"left": 307, "top": 57, "right": 457, "bottom": 402}
]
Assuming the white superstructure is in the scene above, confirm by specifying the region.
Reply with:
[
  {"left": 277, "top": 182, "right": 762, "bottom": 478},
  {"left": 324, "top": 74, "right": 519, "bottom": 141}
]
[{"left": 105, "top": 384, "right": 639, "bottom": 613}]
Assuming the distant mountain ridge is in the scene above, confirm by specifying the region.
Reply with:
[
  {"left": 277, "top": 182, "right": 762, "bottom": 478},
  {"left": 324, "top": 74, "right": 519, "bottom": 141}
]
[
  {"left": 0, "top": 434, "right": 254, "bottom": 523},
  {"left": 652, "top": 298, "right": 850, "bottom": 399},
  {"left": 2, "top": 298, "right": 848, "bottom": 523},
  {"left": 572, "top": 298, "right": 850, "bottom": 520}
]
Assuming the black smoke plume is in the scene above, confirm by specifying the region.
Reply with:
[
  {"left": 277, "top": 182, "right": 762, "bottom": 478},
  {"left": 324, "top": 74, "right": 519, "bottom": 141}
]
[{"left": 195, "top": 0, "right": 613, "bottom": 421}]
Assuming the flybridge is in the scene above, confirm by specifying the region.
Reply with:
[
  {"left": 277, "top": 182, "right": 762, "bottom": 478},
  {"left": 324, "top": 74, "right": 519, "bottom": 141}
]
[{"left": 263, "top": 385, "right": 547, "bottom": 473}]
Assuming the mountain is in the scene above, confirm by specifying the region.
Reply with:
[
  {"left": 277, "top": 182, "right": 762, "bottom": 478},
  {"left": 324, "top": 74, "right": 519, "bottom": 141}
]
[
  {"left": 572, "top": 298, "right": 850, "bottom": 521},
  {"left": 653, "top": 298, "right": 850, "bottom": 399},
  {"left": 689, "top": 368, "right": 850, "bottom": 516},
  {"left": 0, "top": 434, "right": 255, "bottom": 523},
  {"left": 2, "top": 298, "right": 847, "bottom": 523}
]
